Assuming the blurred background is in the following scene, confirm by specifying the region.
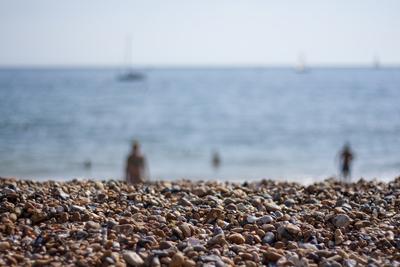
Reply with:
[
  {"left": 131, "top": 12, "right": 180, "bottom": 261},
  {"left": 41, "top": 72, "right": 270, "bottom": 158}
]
[{"left": 0, "top": 0, "right": 399, "bottom": 182}]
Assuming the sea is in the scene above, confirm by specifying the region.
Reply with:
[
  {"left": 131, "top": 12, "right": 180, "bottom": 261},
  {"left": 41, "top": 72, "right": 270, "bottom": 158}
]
[{"left": 0, "top": 67, "right": 399, "bottom": 183}]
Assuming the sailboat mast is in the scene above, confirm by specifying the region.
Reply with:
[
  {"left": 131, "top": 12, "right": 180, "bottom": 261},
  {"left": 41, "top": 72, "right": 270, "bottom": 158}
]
[
  {"left": 117, "top": 34, "right": 144, "bottom": 81},
  {"left": 125, "top": 35, "right": 133, "bottom": 71}
]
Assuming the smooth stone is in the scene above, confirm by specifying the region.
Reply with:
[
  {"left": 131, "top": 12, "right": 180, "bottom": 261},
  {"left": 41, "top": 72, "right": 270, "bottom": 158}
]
[
  {"left": 201, "top": 255, "right": 222, "bottom": 262},
  {"left": 247, "top": 215, "right": 258, "bottom": 224},
  {"left": 227, "top": 233, "right": 245, "bottom": 244},
  {"left": 0, "top": 241, "right": 10, "bottom": 250},
  {"left": 179, "top": 223, "right": 192, "bottom": 238},
  {"left": 159, "top": 241, "right": 175, "bottom": 250},
  {"left": 183, "top": 259, "right": 196, "bottom": 267},
  {"left": 343, "top": 259, "right": 357, "bottom": 267},
  {"left": 257, "top": 215, "right": 274, "bottom": 224},
  {"left": 9, "top": 213, "right": 18, "bottom": 222},
  {"left": 85, "top": 221, "right": 101, "bottom": 230},
  {"left": 265, "top": 202, "right": 281, "bottom": 212},
  {"left": 71, "top": 205, "right": 86, "bottom": 212},
  {"left": 264, "top": 249, "right": 283, "bottom": 261},
  {"left": 123, "top": 251, "right": 144, "bottom": 266},
  {"left": 299, "top": 243, "right": 318, "bottom": 250},
  {"left": 95, "top": 181, "right": 104, "bottom": 190},
  {"left": 285, "top": 223, "right": 301, "bottom": 235},
  {"left": 151, "top": 256, "right": 161, "bottom": 267},
  {"left": 55, "top": 188, "right": 70, "bottom": 200},
  {"left": 169, "top": 252, "right": 185, "bottom": 267},
  {"left": 213, "top": 226, "right": 224, "bottom": 236},
  {"left": 201, "top": 255, "right": 225, "bottom": 266},
  {"left": 207, "top": 234, "right": 226, "bottom": 246},
  {"left": 333, "top": 214, "right": 351, "bottom": 228},
  {"left": 262, "top": 232, "right": 275, "bottom": 244},
  {"left": 284, "top": 198, "right": 296, "bottom": 207}
]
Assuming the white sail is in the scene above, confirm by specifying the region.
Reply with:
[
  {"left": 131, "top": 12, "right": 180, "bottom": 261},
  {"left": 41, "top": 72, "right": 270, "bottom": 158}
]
[{"left": 296, "top": 53, "right": 308, "bottom": 73}]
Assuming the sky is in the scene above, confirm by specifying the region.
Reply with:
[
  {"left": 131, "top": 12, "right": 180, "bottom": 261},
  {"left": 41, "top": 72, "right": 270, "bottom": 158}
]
[{"left": 0, "top": 0, "right": 399, "bottom": 67}]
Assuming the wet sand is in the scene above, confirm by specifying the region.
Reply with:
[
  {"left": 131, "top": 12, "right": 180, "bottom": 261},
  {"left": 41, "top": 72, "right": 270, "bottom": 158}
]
[{"left": 0, "top": 177, "right": 399, "bottom": 266}]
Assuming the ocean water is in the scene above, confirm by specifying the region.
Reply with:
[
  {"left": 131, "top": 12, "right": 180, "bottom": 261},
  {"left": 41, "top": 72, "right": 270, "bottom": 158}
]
[{"left": 0, "top": 67, "right": 399, "bottom": 183}]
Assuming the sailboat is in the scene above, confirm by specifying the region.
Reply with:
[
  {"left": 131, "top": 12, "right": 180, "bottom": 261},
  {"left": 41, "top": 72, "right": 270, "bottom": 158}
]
[
  {"left": 373, "top": 55, "right": 381, "bottom": 69},
  {"left": 295, "top": 53, "right": 309, "bottom": 73},
  {"left": 118, "top": 36, "right": 145, "bottom": 82}
]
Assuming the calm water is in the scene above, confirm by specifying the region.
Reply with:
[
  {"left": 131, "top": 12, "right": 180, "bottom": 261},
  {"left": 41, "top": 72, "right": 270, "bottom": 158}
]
[{"left": 0, "top": 67, "right": 399, "bottom": 183}]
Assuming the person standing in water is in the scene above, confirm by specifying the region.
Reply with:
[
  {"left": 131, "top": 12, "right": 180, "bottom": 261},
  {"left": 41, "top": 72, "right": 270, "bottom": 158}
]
[
  {"left": 212, "top": 151, "right": 221, "bottom": 169},
  {"left": 125, "top": 141, "right": 148, "bottom": 184},
  {"left": 339, "top": 143, "right": 354, "bottom": 182}
]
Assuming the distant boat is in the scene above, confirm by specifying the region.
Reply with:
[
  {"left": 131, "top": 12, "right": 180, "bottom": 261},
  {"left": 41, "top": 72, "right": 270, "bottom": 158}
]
[
  {"left": 373, "top": 55, "right": 381, "bottom": 69},
  {"left": 118, "top": 71, "right": 144, "bottom": 81},
  {"left": 295, "top": 53, "right": 309, "bottom": 73},
  {"left": 118, "top": 36, "right": 145, "bottom": 82}
]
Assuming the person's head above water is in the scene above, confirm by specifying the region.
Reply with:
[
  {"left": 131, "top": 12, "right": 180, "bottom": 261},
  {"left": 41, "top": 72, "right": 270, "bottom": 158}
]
[
  {"left": 132, "top": 140, "right": 140, "bottom": 154},
  {"left": 344, "top": 142, "right": 351, "bottom": 151}
]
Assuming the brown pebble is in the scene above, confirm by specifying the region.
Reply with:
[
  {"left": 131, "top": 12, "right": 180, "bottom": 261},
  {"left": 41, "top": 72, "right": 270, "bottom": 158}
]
[
  {"left": 169, "top": 252, "right": 185, "bottom": 267},
  {"left": 228, "top": 233, "right": 245, "bottom": 244},
  {"left": 0, "top": 176, "right": 398, "bottom": 267},
  {"left": 58, "top": 212, "right": 69, "bottom": 223},
  {"left": 179, "top": 223, "right": 192, "bottom": 238},
  {"left": 264, "top": 249, "right": 283, "bottom": 262},
  {"left": 0, "top": 241, "right": 10, "bottom": 250},
  {"left": 183, "top": 259, "right": 196, "bottom": 267},
  {"left": 71, "top": 211, "right": 81, "bottom": 221},
  {"left": 85, "top": 221, "right": 100, "bottom": 230}
]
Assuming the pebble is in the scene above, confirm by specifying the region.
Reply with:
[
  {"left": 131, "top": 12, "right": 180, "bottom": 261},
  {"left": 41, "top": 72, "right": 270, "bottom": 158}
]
[
  {"left": 333, "top": 214, "right": 351, "bottom": 228},
  {"left": 95, "top": 181, "right": 104, "bottom": 190},
  {"left": 246, "top": 215, "right": 258, "bottom": 224},
  {"left": 170, "top": 252, "right": 185, "bottom": 267},
  {"left": 257, "top": 215, "right": 274, "bottom": 224},
  {"left": 264, "top": 249, "right": 283, "bottom": 261},
  {"left": 207, "top": 234, "right": 226, "bottom": 246},
  {"left": 178, "top": 223, "right": 192, "bottom": 238},
  {"left": 0, "top": 241, "right": 10, "bottom": 250},
  {"left": 284, "top": 198, "right": 296, "bottom": 207},
  {"left": 227, "top": 233, "right": 245, "bottom": 244},
  {"left": 285, "top": 223, "right": 301, "bottom": 235},
  {"left": 178, "top": 198, "right": 192, "bottom": 207},
  {"left": 85, "top": 221, "right": 101, "bottom": 230},
  {"left": 0, "top": 177, "right": 398, "bottom": 266},
  {"left": 183, "top": 259, "right": 196, "bottom": 267},
  {"left": 265, "top": 202, "right": 281, "bottom": 212},
  {"left": 335, "top": 229, "right": 344, "bottom": 245},
  {"left": 123, "top": 251, "right": 144, "bottom": 266},
  {"left": 262, "top": 232, "right": 275, "bottom": 244}
]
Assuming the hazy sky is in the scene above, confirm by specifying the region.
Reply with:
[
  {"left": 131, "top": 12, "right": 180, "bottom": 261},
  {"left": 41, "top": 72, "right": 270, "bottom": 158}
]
[{"left": 0, "top": 0, "right": 399, "bottom": 66}]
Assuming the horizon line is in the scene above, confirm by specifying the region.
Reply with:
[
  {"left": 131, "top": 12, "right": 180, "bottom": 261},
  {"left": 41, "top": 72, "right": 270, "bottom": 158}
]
[{"left": 1, "top": 63, "right": 400, "bottom": 70}]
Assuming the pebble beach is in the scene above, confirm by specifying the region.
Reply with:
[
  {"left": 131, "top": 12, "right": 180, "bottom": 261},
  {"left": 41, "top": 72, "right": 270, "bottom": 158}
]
[{"left": 0, "top": 177, "right": 399, "bottom": 267}]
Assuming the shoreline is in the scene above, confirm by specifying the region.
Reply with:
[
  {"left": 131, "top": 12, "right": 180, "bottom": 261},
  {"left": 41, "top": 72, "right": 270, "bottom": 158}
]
[{"left": 0, "top": 177, "right": 399, "bottom": 266}]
